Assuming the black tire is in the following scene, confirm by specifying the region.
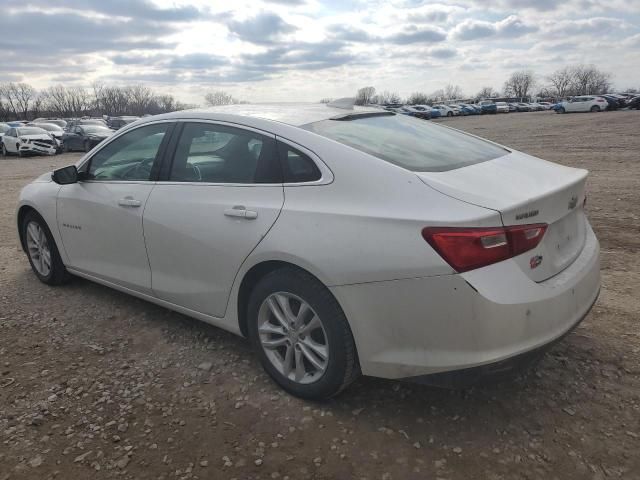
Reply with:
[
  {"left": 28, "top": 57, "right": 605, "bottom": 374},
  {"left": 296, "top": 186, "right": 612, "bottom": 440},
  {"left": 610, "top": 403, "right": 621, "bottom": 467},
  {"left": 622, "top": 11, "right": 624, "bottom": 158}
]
[
  {"left": 1, "top": 143, "right": 7, "bottom": 156},
  {"left": 84, "top": 140, "right": 91, "bottom": 153},
  {"left": 247, "top": 267, "right": 359, "bottom": 400},
  {"left": 21, "top": 211, "right": 71, "bottom": 286},
  {"left": 446, "top": 111, "right": 453, "bottom": 117},
  {"left": 590, "top": 105, "right": 599, "bottom": 112},
  {"left": 62, "top": 141, "right": 70, "bottom": 153},
  {"left": 557, "top": 107, "right": 565, "bottom": 114}
]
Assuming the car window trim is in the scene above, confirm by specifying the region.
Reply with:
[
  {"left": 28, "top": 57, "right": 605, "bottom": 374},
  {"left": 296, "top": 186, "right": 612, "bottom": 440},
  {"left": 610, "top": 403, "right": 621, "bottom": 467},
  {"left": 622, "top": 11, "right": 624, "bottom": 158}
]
[
  {"left": 156, "top": 119, "right": 283, "bottom": 187},
  {"left": 274, "top": 136, "right": 334, "bottom": 187},
  {"left": 77, "top": 120, "right": 176, "bottom": 184}
]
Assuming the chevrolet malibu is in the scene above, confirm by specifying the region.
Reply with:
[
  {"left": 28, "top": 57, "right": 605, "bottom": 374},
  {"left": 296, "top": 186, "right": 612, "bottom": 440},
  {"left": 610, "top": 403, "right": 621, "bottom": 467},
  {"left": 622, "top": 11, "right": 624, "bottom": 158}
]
[{"left": 16, "top": 103, "right": 600, "bottom": 399}]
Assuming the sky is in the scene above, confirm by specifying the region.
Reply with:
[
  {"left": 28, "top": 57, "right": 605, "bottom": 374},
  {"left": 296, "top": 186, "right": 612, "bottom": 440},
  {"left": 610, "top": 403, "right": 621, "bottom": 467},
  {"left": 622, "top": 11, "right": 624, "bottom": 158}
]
[{"left": 1, "top": 0, "right": 639, "bottom": 104}]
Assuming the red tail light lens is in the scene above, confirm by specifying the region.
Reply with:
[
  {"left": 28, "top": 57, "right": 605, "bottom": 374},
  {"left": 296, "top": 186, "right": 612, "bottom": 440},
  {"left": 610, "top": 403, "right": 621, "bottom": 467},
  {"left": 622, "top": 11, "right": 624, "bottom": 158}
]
[{"left": 421, "top": 224, "right": 547, "bottom": 273}]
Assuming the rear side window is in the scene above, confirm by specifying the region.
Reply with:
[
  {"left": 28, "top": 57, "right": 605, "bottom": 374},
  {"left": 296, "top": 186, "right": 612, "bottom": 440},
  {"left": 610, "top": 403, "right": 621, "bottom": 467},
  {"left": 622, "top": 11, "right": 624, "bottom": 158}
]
[
  {"left": 302, "top": 113, "right": 508, "bottom": 172},
  {"left": 277, "top": 142, "right": 321, "bottom": 183},
  {"left": 169, "top": 123, "right": 281, "bottom": 184}
]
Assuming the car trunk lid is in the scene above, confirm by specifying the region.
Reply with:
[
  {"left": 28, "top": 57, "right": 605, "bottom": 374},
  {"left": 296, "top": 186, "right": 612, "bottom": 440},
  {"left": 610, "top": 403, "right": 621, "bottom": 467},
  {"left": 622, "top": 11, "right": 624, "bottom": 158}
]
[{"left": 416, "top": 151, "right": 588, "bottom": 281}]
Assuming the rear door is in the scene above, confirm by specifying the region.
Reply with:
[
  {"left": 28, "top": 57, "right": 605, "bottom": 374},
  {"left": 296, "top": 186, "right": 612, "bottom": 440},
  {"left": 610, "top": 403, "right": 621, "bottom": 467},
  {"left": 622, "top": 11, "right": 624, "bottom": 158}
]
[{"left": 143, "top": 121, "right": 284, "bottom": 318}]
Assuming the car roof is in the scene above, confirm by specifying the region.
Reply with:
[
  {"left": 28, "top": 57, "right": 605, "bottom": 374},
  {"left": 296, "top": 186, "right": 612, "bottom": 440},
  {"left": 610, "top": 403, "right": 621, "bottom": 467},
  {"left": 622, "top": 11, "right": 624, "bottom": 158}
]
[{"left": 144, "top": 103, "right": 383, "bottom": 127}]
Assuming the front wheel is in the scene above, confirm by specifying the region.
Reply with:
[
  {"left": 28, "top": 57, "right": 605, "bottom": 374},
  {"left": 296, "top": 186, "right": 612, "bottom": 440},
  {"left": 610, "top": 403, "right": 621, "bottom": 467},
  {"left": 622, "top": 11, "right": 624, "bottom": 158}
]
[
  {"left": 1, "top": 143, "right": 7, "bottom": 156},
  {"left": 446, "top": 111, "right": 453, "bottom": 117},
  {"left": 557, "top": 107, "right": 565, "bottom": 114},
  {"left": 22, "top": 211, "right": 71, "bottom": 285},
  {"left": 84, "top": 140, "right": 91, "bottom": 153},
  {"left": 248, "top": 268, "right": 359, "bottom": 400}
]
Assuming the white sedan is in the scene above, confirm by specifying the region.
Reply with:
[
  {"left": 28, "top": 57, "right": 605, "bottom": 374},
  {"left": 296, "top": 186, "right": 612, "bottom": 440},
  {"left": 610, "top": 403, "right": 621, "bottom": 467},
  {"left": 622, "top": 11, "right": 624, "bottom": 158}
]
[
  {"left": 2, "top": 126, "right": 57, "bottom": 156},
  {"left": 16, "top": 102, "right": 601, "bottom": 399},
  {"left": 432, "top": 104, "right": 458, "bottom": 116},
  {"left": 557, "top": 96, "right": 608, "bottom": 113}
]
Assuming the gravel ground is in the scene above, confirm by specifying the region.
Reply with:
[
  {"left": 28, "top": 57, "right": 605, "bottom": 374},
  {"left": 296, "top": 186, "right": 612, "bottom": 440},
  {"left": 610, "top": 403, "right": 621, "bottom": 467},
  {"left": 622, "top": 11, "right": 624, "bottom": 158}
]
[{"left": 1, "top": 110, "right": 639, "bottom": 480}]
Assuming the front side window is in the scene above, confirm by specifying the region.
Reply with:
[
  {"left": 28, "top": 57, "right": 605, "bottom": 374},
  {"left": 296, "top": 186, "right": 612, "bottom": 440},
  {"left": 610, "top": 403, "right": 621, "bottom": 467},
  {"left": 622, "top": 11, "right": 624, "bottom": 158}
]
[
  {"left": 168, "top": 123, "right": 280, "bottom": 184},
  {"left": 86, "top": 123, "right": 170, "bottom": 181},
  {"left": 302, "top": 113, "right": 508, "bottom": 172}
]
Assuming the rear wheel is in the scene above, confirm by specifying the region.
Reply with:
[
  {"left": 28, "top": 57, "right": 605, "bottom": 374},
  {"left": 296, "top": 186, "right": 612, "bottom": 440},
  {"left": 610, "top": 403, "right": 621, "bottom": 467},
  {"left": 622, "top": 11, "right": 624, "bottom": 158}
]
[
  {"left": 590, "top": 105, "right": 600, "bottom": 112},
  {"left": 22, "top": 211, "right": 71, "bottom": 285},
  {"left": 557, "top": 107, "right": 565, "bottom": 114},
  {"left": 446, "top": 111, "right": 453, "bottom": 117},
  {"left": 248, "top": 268, "right": 359, "bottom": 400},
  {"left": 1, "top": 143, "right": 8, "bottom": 156},
  {"left": 62, "top": 141, "right": 69, "bottom": 153}
]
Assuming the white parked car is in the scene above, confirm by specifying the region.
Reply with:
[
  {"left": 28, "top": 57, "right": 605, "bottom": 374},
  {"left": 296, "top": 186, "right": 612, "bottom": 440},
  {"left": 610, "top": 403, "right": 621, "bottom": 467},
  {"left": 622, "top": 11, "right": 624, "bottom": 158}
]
[
  {"left": 2, "top": 126, "right": 57, "bottom": 156},
  {"left": 495, "top": 102, "right": 510, "bottom": 113},
  {"left": 557, "top": 96, "right": 608, "bottom": 113},
  {"left": 0, "top": 122, "right": 9, "bottom": 145},
  {"left": 433, "top": 104, "right": 458, "bottom": 116},
  {"left": 16, "top": 103, "right": 601, "bottom": 399},
  {"left": 33, "top": 122, "right": 65, "bottom": 151}
]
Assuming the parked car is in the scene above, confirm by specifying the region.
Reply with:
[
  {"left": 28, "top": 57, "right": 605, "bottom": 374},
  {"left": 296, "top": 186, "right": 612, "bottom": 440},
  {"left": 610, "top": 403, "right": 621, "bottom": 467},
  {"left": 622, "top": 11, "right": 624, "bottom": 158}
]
[
  {"left": 62, "top": 125, "right": 114, "bottom": 152},
  {"left": 458, "top": 104, "right": 478, "bottom": 115},
  {"left": 7, "top": 121, "right": 28, "bottom": 128},
  {"left": 627, "top": 95, "right": 640, "bottom": 110},
  {"left": 32, "top": 118, "right": 68, "bottom": 129},
  {"left": 515, "top": 103, "right": 531, "bottom": 112},
  {"left": 433, "top": 105, "right": 457, "bottom": 117},
  {"left": 507, "top": 103, "right": 518, "bottom": 112},
  {"left": 556, "top": 96, "right": 608, "bottom": 113},
  {"left": 495, "top": 102, "right": 510, "bottom": 113},
  {"left": 430, "top": 107, "right": 442, "bottom": 118},
  {"left": 399, "top": 106, "right": 431, "bottom": 120},
  {"left": 33, "top": 123, "right": 64, "bottom": 152},
  {"left": 527, "top": 103, "right": 544, "bottom": 111},
  {"left": 15, "top": 104, "right": 601, "bottom": 399},
  {"left": 65, "top": 118, "right": 108, "bottom": 130},
  {"left": 1, "top": 126, "right": 57, "bottom": 156},
  {"left": 0, "top": 122, "right": 9, "bottom": 146},
  {"left": 537, "top": 102, "right": 553, "bottom": 110},
  {"left": 478, "top": 101, "right": 497, "bottom": 114},
  {"left": 108, "top": 116, "right": 140, "bottom": 130},
  {"left": 599, "top": 95, "right": 620, "bottom": 110}
]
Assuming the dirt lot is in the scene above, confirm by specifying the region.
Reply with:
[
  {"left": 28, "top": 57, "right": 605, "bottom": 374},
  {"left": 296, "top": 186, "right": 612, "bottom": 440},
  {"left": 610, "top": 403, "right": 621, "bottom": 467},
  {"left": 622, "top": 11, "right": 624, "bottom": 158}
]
[{"left": 1, "top": 110, "right": 639, "bottom": 480}]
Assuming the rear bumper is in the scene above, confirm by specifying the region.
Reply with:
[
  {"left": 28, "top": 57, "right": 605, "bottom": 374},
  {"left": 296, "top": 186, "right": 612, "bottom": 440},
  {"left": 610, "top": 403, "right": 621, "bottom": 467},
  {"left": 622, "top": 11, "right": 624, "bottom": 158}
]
[{"left": 331, "top": 223, "right": 600, "bottom": 380}]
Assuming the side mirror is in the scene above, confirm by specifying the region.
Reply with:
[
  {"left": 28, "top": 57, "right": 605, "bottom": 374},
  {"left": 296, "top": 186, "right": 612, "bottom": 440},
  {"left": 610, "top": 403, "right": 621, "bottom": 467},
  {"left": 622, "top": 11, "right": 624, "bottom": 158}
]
[{"left": 52, "top": 165, "right": 79, "bottom": 185}]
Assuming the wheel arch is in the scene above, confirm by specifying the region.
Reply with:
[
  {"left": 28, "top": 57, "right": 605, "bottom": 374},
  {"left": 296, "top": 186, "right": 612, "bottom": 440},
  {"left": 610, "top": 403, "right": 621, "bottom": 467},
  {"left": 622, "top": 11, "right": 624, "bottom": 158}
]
[
  {"left": 17, "top": 204, "right": 40, "bottom": 253},
  {"left": 235, "top": 260, "right": 358, "bottom": 362}
]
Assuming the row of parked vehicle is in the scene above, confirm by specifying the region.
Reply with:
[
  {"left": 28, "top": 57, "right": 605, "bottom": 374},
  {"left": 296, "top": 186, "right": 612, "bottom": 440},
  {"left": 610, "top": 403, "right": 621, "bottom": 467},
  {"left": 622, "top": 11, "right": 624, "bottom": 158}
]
[
  {"left": 0, "top": 115, "right": 139, "bottom": 157},
  {"left": 383, "top": 93, "right": 640, "bottom": 120}
]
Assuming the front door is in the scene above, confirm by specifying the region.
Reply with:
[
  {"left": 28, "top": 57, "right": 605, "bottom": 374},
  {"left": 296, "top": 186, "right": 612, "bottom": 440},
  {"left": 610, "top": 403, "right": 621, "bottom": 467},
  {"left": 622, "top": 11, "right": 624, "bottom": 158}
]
[
  {"left": 143, "top": 121, "right": 284, "bottom": 318},
  {"left": 57, "top": 122, "right": 174, "bottom": 294}
]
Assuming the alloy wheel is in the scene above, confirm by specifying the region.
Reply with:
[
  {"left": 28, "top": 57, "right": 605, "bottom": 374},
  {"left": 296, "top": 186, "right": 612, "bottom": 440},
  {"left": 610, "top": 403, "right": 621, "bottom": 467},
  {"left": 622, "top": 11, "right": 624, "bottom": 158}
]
[
  {"left": 257, "top": 292, "right": 329, "bottom": 384},
  {"left": 26, "top": 221, "right": 52, "bottom": 277}
]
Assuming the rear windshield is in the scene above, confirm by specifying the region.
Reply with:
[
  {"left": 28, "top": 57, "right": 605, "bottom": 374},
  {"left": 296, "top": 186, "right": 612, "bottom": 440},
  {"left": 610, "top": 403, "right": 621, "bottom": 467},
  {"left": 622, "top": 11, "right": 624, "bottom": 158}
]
[
  {"left": 17, "top": 127, "right": 47, "bottom": 135},
  {"left": 302, "top": 113, "right": 508, "bottom": 172}
]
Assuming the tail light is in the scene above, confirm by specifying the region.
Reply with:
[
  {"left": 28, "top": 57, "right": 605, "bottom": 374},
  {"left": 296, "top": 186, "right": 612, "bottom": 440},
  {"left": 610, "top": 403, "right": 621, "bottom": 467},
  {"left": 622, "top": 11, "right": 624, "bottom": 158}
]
[{"left": 421, "top": 224, "right": 547, "bottom": 273}]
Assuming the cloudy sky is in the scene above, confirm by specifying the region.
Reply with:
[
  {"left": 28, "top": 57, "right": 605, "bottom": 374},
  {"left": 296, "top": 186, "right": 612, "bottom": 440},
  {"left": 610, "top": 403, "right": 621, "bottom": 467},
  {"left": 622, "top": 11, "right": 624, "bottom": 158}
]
[{"left": 2, "top": 0, "right": 639, "bottom": 103}]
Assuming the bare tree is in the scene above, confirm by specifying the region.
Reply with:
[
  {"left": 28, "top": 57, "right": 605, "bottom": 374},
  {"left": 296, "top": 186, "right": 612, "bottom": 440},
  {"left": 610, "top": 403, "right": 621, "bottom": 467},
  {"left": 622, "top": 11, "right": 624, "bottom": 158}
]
[
  {"left": 355, "top": 86, "right": 376, "bottom": 105},
  {"left": 569, "top": 65, "right": 611, "bottom": 96},
  {"left": 547, "top": 67, "right": 573, "bottom": 98},
  {"left": 443, "top": 84, "right": 464, "bottom": 101},
  {"left": 0, "top": 83, "right": 37, "bottom": 119},
  {"left": 204, "top": 90, "right": 238, "bottom": 106},
  {"left": 128, "top": 85, "right": 154, "bottom": 116},
  {"left": 407, "top": 92, "right": 430, "bottom": 105},
  {"left": 475, "top": 86, "right": 498, "bottom": 100},
  {"left": 319, "top": 98, "right": 333, "bottom": 104},
  {"left": 503, "top": 70, "right": 535, "bottom": 100},
  {"left": 373, "top": 90, "right": 401, "bottom": 104}
]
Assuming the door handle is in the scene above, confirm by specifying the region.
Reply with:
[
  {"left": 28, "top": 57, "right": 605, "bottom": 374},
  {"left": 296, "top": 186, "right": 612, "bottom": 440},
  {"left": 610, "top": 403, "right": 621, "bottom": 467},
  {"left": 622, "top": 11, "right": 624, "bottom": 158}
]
[
  {"left": 118, "top": 197, "right": 141, "bottom": 207},
  {"left": 224, "top": 206, "right": 258, "bottom": 220}
]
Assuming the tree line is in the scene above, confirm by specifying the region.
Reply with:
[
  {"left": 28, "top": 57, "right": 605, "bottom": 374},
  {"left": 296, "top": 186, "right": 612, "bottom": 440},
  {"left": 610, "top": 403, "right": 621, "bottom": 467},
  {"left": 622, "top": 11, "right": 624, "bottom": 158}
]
[
  {"left": 353, "top": 64, "right": 633, "bottom": 105},
  {"left": 0, "top": 82, "right": 195, "bottom": 121}
]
